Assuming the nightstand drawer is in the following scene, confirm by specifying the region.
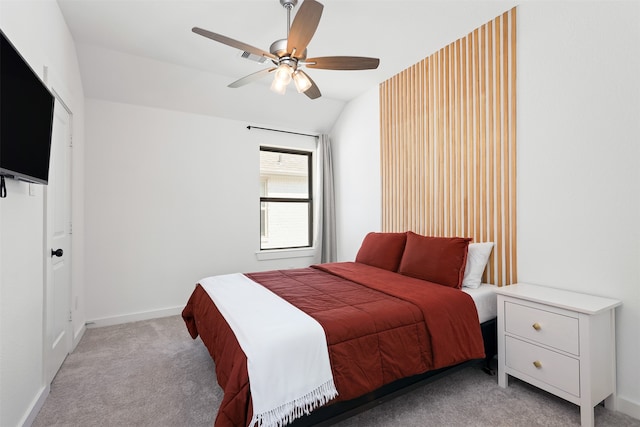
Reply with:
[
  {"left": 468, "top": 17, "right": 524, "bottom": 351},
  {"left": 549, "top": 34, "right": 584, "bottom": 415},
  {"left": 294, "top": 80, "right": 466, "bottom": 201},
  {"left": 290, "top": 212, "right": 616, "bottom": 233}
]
[
  {"left": 505, "top": 336, "right": 580, "bottom": 397},
  {"left": 505, "top": 301, "right": 579, "bottom": 355}
]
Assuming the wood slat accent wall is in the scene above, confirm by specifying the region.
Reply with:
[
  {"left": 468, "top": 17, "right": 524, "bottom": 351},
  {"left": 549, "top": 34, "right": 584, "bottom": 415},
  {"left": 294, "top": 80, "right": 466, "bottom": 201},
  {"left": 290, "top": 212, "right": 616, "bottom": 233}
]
[{"left": 380, "top": 8, "right": 517, "bottom": 286}]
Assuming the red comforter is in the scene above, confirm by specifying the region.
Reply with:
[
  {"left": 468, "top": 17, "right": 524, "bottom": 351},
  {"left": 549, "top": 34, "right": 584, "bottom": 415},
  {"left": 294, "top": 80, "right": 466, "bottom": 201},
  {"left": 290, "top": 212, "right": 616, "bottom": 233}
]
[{"left": 182, "top": 262, "right": 484, "bottom": 426}]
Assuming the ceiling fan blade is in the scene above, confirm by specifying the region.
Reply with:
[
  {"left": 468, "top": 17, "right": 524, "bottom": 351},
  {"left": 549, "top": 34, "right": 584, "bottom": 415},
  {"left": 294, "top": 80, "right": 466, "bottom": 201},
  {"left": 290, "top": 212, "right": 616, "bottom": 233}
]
[
  {"left": 299, "top": 71, "right": 321, "bottom": 99},
  {"left": 287, "top": 0, "right": 324, "bottom": 57},
  {"left": 228, "top": 68, "right": 276, "bottom": 88},
  {"left": 305, "top": 56, "right": 380, "bottom": 70},
  {"left": 192, "top": 27, "right": 277, "bottom": 61}
]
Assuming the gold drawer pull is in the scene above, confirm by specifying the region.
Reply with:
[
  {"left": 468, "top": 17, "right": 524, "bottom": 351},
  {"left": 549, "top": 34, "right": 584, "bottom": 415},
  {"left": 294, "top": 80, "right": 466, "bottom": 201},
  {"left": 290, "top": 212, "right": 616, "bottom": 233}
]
[
  {"left": 532, "top": 322, "right": 541, "bottom": 331},
  {"left": 533, "top": 360, "right": 542, "bottom": 369}
]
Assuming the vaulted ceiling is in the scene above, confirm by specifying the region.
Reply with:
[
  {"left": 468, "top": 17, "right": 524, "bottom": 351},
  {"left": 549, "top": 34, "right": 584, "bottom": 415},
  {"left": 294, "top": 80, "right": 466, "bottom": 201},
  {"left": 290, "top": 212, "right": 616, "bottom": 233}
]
[{"left": 57, "top": 0, "right": 516, "bottom": 133}]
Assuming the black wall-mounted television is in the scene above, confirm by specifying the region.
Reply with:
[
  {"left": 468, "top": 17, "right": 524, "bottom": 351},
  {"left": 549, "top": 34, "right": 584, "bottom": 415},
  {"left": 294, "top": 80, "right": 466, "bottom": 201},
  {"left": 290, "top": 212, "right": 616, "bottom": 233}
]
[{"left": 0, "top": 29, "right": 55, "bottom": 185}]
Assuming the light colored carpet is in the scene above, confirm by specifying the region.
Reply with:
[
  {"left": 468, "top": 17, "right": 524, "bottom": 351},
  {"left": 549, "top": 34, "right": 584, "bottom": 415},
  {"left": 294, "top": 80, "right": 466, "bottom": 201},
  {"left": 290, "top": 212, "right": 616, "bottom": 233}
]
[{"left": 33, "top": 316, "right": 639, "bottom": 427}]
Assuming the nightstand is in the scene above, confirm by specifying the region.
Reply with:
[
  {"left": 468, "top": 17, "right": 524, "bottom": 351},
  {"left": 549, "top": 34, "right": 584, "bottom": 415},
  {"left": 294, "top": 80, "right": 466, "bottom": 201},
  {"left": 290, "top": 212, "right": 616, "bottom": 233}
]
[{"left": 495, "top": 283, "right": 622, "bottom": 427}]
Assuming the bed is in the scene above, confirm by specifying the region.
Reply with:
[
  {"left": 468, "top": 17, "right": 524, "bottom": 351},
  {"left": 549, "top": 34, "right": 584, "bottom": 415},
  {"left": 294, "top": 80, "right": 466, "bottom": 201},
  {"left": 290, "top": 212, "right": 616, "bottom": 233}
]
[{"left": 182, "top": 232, "right": 497, "bottom": 427}]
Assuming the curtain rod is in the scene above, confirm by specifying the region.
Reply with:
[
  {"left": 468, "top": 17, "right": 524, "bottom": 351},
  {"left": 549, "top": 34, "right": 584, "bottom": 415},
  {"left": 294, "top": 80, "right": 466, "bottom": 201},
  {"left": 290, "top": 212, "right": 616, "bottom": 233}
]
[{"left": 247, "top": 125, "right": 318, "bottom": 139}]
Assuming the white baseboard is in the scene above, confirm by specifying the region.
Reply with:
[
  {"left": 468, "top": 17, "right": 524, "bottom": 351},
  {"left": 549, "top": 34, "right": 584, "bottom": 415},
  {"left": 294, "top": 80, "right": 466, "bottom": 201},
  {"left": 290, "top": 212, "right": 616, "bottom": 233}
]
[
  {"left": 72, "top": 323, "right": 86, "bottom": 351},
  {"left": 21, "top": 384, "right": 49, "bottom": 427},
  {"left": 617, "top": 395, "right": 640, "bottom": 421},
  {"left": 86, "top": 306, "right": 184, "bottom": 328}
]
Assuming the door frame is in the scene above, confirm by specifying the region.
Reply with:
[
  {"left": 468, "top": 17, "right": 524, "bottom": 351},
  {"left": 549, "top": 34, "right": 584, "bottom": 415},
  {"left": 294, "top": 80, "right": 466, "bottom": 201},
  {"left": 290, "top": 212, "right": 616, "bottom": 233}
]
[{"left": 43, "top": 89, "right": 73, "bottom": 384}]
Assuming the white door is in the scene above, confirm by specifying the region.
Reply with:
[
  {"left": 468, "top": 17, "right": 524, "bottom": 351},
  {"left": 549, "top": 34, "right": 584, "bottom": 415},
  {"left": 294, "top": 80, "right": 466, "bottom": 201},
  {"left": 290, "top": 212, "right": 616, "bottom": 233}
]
[{"left": 45, "top": 97, "right": 72, "bottom": 383}]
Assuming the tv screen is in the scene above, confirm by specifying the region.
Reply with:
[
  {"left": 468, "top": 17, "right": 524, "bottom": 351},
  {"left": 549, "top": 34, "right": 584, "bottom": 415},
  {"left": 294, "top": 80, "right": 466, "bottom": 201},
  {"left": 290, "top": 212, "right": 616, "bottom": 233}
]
[{"left": 0, "top": 29, "right": 55, "bottom": 185}]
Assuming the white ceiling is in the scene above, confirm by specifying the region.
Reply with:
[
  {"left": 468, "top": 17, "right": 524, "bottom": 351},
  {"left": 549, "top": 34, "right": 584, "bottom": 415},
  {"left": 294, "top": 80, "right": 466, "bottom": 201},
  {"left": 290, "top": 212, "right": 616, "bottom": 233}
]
[{"left": 57, "top": 0, "right": 517, "bottom": 132}]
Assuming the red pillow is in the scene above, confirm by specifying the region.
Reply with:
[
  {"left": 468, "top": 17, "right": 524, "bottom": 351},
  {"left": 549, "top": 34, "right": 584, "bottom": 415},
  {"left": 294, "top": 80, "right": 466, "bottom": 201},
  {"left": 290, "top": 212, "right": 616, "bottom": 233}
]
[
  {"left": 355, "top": 232, "right": 407, "bottom": 272},
  {"left": 398, "top": 232, "right": 471, "bottom": 288}
]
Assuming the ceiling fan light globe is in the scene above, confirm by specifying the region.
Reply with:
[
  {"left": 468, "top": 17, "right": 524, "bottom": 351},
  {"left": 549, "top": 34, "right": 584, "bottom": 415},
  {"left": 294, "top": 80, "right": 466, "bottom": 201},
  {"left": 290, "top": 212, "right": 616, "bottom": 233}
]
[
  {"left": 293, "top": 71, "right": 312, "bottom": 93},
  {"left": 274, "top": 64, "right": 293, "bottom": 85},
  {"left": 271, "top": 77, "right": 288, "bottom": 95}
]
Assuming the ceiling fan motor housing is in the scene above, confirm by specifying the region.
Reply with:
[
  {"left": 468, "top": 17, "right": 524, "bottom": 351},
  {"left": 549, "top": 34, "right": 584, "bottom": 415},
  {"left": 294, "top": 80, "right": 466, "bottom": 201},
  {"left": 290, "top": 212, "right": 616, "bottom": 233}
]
[{"left": 270, "top": 38, "right": 307, "bottom": 61}]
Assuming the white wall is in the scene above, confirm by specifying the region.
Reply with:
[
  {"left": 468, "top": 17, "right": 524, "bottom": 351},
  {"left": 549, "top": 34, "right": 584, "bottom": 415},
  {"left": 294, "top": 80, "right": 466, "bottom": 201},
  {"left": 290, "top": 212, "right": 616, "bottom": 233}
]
[
  {"left": 516, "top": 1, "right": 640, "bottom": 418},
  {"left": 84, "top": 99, "right": 319, "bottom": 325},
  {"left": 0, "top": 180, "right": 45, "bottom": 427},
  {"left": 330, "top": 87, "right": 381, "bottom": 261},
  {"left": 330, "top": 1, "right": 640, "bottom": 420},
  {"left": 0, "top": 1, "right": 86, "bottom": 426}
]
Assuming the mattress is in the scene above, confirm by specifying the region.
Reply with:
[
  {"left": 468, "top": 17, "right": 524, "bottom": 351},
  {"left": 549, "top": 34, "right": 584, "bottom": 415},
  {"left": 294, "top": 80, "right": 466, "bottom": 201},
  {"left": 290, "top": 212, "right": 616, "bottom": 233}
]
[{"left": 462, "top": 283, "right": 497, "bottom": 324}]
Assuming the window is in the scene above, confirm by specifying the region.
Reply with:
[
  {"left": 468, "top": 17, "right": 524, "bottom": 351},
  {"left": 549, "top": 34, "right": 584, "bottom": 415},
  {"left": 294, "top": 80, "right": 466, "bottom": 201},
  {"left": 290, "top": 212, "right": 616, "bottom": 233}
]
[{"left": 260, "top": 147, "right": 312, "bottom": 250}]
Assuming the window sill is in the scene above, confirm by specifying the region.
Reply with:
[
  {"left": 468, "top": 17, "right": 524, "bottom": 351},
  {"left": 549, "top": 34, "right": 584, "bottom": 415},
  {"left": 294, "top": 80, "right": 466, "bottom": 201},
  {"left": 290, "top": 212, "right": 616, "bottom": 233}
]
[{"left": 255, "top": 247, "right": 317, "bottom": 261}]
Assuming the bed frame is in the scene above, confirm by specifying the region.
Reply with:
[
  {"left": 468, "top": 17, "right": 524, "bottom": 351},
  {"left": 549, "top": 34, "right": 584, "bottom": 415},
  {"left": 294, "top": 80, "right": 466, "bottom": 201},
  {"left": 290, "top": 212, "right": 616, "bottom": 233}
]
[{"left": 291, "top": 318, "right": 497, "bottom": 426}]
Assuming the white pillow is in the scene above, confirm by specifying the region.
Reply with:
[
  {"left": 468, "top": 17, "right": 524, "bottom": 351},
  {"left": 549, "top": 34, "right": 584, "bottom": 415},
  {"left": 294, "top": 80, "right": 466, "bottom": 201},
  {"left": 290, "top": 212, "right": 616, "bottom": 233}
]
[{"left": 462, "top": 242, "right": 494, "bottom": 288}]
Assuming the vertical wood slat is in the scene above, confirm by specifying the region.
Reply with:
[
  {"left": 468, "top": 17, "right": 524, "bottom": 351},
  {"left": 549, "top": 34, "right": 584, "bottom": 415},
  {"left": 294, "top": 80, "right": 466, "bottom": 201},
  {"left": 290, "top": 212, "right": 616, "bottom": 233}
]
[
  {"left": 488, "top": 18, "right": 495, "bottom": 285},
  {"left": 473, "top": 28, "right": 481, "bottom": 249},
  {"left": 494, "top": 16, "right": 502, "bottom": 288},
  {"left": 461, "top": 36, "right": 469, "bottom": 239},
  {"left": 429, "top": 55, "right": 435, "bottom": 235},
  {"left": 509, "top": 8, "right": 517, "bottom": 283},
  {"left": 454, "top": 39, "right": 461, "bottom": 238},
  {"left": 380, "top": 8, "right": 517, "bottom": 286}
]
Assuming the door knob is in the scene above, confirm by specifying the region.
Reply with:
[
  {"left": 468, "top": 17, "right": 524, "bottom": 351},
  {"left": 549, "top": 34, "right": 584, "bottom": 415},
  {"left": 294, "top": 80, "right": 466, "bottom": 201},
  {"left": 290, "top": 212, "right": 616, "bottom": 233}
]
[{"left": 51, "top": 248, "right": 63, "bottom": 258}]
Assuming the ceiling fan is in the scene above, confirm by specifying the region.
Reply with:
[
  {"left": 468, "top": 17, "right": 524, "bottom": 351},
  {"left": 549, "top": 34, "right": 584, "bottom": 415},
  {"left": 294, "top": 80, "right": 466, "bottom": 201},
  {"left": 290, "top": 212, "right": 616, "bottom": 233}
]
[{"left": 192, "top": 0, "right": 380, "bottom": 99}]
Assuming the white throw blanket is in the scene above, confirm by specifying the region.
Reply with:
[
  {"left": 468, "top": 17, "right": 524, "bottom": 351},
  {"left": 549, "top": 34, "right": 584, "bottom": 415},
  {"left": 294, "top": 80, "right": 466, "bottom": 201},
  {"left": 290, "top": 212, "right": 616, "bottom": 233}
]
[{"left": 200, "top": 273, "right": 338, "bottom": 427}]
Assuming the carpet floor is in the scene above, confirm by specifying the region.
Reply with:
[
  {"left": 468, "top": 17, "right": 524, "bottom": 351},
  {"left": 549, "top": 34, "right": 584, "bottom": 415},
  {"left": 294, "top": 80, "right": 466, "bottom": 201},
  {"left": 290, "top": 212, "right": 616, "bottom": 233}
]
[{"left": 33, "top": 315, "right": 639, "bottom": 427}]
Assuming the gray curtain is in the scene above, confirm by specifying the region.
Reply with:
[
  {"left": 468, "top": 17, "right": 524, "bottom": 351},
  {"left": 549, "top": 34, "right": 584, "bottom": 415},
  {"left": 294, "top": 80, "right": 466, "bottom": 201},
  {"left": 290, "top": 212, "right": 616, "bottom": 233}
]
[{"left": 318, "top": 134, "right": 337, "bottom": 263}]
